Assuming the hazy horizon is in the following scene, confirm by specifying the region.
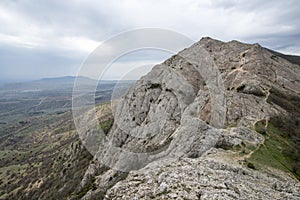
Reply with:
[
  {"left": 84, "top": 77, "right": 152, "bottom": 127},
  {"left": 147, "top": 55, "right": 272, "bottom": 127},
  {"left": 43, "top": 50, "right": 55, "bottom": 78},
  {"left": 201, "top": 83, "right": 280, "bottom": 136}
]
[{"left": 0, "top": 75, "right": 140, "bottom": 84}]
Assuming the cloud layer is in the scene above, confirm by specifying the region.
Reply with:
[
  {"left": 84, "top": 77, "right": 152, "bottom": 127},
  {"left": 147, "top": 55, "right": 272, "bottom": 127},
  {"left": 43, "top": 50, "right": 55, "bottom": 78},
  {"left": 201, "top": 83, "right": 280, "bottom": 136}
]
[{"left": 0, "top": 0, "right": 300, "bottom": 81}]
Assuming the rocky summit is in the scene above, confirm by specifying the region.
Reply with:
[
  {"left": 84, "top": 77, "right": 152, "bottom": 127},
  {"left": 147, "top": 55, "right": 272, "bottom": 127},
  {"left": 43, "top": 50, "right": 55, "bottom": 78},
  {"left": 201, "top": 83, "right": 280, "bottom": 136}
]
[{"left": 78, "top": 38, "right": 300, "bottom": 199}]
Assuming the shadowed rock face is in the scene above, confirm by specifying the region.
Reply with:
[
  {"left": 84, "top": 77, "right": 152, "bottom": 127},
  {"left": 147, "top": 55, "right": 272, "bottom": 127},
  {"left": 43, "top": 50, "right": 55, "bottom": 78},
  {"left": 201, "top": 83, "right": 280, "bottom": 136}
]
[{"left": 79, "top": 38, "right": 300, "bottom": 199}]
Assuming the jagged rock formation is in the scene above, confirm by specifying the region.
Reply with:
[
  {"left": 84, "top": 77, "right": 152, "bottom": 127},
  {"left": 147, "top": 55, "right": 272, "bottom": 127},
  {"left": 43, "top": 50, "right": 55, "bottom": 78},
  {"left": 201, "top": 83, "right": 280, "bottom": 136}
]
[{"left": 79, "top": 38, "right": 300, "bottom": 199}]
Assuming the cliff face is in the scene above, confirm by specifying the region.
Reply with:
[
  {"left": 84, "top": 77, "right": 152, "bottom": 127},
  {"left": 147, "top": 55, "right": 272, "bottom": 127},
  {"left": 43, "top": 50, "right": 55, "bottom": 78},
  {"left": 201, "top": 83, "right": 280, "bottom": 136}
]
[{"left": 80, "top": 38, "right": 300, "bottom": 199}]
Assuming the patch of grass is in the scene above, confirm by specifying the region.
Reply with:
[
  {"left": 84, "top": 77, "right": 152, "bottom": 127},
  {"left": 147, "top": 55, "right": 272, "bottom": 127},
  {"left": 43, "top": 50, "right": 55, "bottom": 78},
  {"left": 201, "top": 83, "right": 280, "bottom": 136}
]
[
  {"left": 100, "top": 119, "right": 114, "bottom": 135},
  {"left": 75, "top": 185, "right": 90, "bottom": 199},
  {"left": 0, "top": 164, "right": 29, "bottom": 183},
  {"left": 250, "top": 121, "right": 300, "bottom": 180},
  {"left": 54, "top": 127, "right": 67, "bottom": 134},
  {"left": 75, "top": 176, "right": 97, "bottom": 198}
]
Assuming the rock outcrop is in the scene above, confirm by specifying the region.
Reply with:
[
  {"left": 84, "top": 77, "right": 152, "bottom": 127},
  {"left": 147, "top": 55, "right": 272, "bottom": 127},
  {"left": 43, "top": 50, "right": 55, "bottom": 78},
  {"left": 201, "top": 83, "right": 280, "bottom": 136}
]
[{"left": 79, "top": 38, "right": 300, "bottom": 199}]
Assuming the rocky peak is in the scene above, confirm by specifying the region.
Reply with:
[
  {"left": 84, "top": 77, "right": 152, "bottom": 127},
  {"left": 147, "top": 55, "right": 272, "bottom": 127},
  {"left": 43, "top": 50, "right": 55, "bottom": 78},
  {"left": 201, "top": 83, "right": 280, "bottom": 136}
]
[{"left": 79, "top": 38, "right": 300, "bottom": 199}]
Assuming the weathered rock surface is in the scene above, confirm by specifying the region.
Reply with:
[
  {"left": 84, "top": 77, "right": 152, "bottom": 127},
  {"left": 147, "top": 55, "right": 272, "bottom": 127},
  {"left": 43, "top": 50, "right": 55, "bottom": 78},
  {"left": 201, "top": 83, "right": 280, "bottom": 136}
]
[
  {"left": 80, "top": 38, "right": 300, "bottom": 199},
  {"left": 106, "top": 149, "right": 300, "bottom": 200}
]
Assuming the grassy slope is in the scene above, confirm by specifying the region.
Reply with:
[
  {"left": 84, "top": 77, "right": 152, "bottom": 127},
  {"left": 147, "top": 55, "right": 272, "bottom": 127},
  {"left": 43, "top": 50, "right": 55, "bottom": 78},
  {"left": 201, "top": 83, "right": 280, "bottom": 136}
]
[
  {"left": 0, "top": 103, "right": 113, "bottom": 200},
  {"left": 247, "top": 120, "right": 300, "bottom": 180}
]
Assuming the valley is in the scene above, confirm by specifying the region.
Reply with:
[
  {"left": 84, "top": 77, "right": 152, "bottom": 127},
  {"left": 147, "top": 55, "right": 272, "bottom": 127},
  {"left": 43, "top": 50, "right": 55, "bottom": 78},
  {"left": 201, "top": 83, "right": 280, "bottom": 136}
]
[{"left": 0, "top": 77, "right": 133, "bottom": 199}]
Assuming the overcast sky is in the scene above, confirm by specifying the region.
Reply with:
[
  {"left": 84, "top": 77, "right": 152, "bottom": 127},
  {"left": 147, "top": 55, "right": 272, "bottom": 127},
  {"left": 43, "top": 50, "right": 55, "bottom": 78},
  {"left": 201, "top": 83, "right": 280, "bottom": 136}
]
[{"left": 0, "top": 0, "right": 300, "bottom": 82}]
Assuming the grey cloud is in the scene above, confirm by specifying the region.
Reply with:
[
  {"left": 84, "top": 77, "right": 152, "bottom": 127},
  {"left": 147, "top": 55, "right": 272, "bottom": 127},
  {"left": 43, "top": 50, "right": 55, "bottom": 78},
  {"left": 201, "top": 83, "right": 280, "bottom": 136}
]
[
  {"left": 0, "top": 0, "right": 300, "bottom": 81},
  {"left": 0, "top": 0, "right": 128, "bottom": 41}
]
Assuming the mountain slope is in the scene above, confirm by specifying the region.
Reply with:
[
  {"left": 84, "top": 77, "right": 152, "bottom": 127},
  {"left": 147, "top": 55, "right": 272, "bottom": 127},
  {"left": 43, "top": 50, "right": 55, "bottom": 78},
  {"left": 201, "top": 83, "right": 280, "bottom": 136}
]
[
  {"left": 79, "top": 37, "right": 300, "bottom": 199},
  {"left": 0, "top": 102, "right": 114, "bottom": 200}
]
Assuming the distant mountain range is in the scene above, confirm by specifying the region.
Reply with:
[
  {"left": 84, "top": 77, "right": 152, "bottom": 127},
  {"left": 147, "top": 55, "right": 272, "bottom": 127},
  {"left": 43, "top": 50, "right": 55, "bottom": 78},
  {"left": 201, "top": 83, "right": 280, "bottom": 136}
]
[
  {"left": 39, "top": 76, "right": 95, "bottom": 83},
  {"left": 0, "top": 76, "right": 136, "bottom": 92}
]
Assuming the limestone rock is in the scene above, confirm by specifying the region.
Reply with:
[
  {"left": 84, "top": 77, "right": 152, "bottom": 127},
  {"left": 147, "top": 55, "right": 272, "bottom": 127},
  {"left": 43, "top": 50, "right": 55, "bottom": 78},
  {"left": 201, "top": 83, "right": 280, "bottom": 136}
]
[
  {"left": 80, "top": 37, "right": 300, "bottom": 199},
  {"left": 105, "top": 149, "right": 300, "bottom": 200}
]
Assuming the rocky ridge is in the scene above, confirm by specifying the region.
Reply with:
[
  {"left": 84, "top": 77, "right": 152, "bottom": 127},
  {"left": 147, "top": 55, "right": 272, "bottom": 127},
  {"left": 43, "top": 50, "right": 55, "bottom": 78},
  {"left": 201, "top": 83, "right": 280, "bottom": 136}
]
[{"left": 79, "top": 38, "right": 300, "bottom": 199}]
